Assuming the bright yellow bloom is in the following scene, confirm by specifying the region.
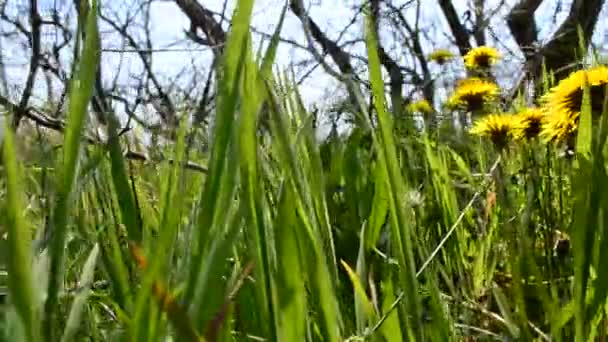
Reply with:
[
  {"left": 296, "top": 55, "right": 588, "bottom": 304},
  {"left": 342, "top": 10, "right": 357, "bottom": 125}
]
[
  {"left": 406, "top": 99, "right": 434, "bottom": 114},
  {"left": 447, "top": 78, "right": 500, "bottom": 111},
  {"left": 513, "top": 108, "right": 545, "bottom": 140},
  {"left": 429, "top": 49, "right": 455, "bottom": 65},
  {"left": 540, "top": 65, "right": 608, "bottom": 143},
  {"left": 464, "top": 46, "right": 501, "bottom": 70},
  {"left": 540, "top": 110, "right": 578, "bottom": 144},
  {"left": 470, "top": 114, "right": 518, "bottom": 149}
]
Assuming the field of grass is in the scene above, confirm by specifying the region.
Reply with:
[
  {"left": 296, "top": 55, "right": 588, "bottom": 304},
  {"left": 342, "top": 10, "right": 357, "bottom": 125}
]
[{"left": 2, "top": 1, "right": 608, "bottom": 341}]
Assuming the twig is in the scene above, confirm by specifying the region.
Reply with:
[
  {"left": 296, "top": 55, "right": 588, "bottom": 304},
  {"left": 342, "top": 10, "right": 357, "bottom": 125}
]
[
  {"left": 454, "top": 323, "right": 502, "bottom": 339},
  {"left": 0, "top": 94, "right": 208, "bottom": 174},
  {"left": 416, "top": 156, "right": 502, "bottom": 277},
  {"left": 14, "top": 0, "right": 42, "bottom": 128},
  {"left": 125, "top": 150, "right": 208, "bottom": 173},
  {"left": 443, "top": 293, "right": 550, "bottom": 341}
]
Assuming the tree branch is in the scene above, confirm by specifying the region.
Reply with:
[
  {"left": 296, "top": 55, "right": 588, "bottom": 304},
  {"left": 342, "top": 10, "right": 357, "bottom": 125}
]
[
  {"left": 537, "top": 0, "right": 605, "bottom": 79},
  {"left": 172, "top": 0, "right": 226, "bottom": 56},
  {"left": 370, "top": 0, "right": 403, "bottom": 117},
  {"left": 289, "top": 0, "right": 355, "bottom": 76},
  {"left": 14, "top": 0, "right": 42, "bottom": 128},
  {"left": 472, "top": 0, "right": 486, "bottom": 46},
  {"left": 507, "top": 0, "right": 543, "bottom": 59},
  {"left": 100, "top": 11, "right": 177, "bottom": 128},
  {"left": 437, "top": 0, "right": 472, "bottom": 56},
  {"left": 0, "top": 94, "right": 208, "bottom": 174},
  {"left": 386, "top": 2, "right": 434, "bottom": 103}
]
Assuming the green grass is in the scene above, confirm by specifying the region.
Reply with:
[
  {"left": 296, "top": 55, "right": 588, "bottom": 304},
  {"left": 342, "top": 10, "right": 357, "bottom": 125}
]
[{"left": 2, "top": 0, "right": 608, "bottom": 341}]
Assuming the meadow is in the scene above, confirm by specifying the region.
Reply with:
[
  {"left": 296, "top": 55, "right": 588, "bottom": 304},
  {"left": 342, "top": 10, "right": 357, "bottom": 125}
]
[{"left": 1, "top": 0, "right": 608, "bottom": 341}]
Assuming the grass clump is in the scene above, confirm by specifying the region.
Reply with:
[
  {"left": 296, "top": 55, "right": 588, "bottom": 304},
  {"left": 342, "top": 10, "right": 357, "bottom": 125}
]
[{"left": 2, "top": 1, "right": 608, "bottom": 341}]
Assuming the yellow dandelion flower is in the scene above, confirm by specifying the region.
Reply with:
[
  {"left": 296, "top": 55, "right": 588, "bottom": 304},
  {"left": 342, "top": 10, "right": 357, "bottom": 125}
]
[
  {"left": 470, "top": 114, "right": 517, "bottom": 149},
  {"left": 407, "top": 99, "right": 434, "bottom": 114},
  {"left": 447, "top": 78, "right": 500, "bottom": 111},
  {"left": 540, "top": 110, "right": 579, "bottom": 144},
  {"left": 429, "top": 49, "right": 455, "bottom": 65},
  {"left": 464, "top": 46, "right": 501, "bottom": 70},
  {"left": 540, "top": 65, "right": 608, "bottom": 143},
  {"left": 543, "top": 66, "right": 608, "bottom": 117},
  {"left": 513, "top": 108, "right": 545, "bottom": 140}
]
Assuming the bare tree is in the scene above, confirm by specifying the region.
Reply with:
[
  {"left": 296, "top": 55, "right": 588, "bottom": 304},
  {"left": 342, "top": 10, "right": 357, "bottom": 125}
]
[{"left": 0, "top": 0, "right": 605, "bottom": 146}]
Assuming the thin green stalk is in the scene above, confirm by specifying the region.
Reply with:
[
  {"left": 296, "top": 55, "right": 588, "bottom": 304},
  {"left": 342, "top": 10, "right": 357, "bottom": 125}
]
[
  {"left": 44, "top": 2, "right": 99, "bottom": 339},
  {"left": 2, "top": 117, "right": 40, "bottom": 342}
]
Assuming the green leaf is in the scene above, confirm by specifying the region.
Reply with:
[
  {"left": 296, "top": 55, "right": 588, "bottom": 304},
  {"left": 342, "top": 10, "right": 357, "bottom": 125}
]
[{"left": 341, "top": 259, "right": 376, "bottom": 327}]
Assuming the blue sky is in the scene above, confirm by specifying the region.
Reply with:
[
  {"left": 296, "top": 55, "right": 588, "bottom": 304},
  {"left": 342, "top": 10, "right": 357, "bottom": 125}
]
[
  {"left": 0, "top": 0, "right": 606, "bottom": 143},
  {"left": 111, "top": 0, "right": 608, "bottom": 105},
  {"left": 3, "top": 0, "right": 608, "bottom": 111}
]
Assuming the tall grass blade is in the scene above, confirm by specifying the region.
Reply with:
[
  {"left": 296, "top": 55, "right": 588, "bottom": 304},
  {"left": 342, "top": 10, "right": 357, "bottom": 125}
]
[
  {"left": 104, "top": 115, "right": 143, "bottom": 244},
  {"left": 129, "top": 120, "right": 188, "bottom": 341},
  {"left": 366, "top": 164, "right": 389, "bottom": 251},
  {"left": 184, "top": 0, "right": 254, "bottom": 318},
  {"left": 264, "top": 82, "right": 343, "bottom": 341},
  {"left": 259, "top": 1, "right": 286, "bottom": 77},
  {"left": 363, "top": 7, "right": 421, "bottom": 339},
  {"left": 576, "top": 72, "right": 592, "bottom": 158},
  {"left": 341, "top": 259, "right": 376, "bottom": 328},
  {"left": 45, "top": 1, "right": 100, "bottom": 339},
  {"left": 587, "top": 88, "right": 608, "bottom": 330},
  {"left": 129, "top": 243, "right": 202, "bottom": 342},
  {"left": 290, "top": 78, "right": 339, "bottom": 278},
  {"left": 2, "top": 117, "right": 39, "bottom": 342},
  {"left": 237, "top": 29, "right": 277, "bottom": 341},
  {"left": 60, "top": 244, "right": 99, "bottom": 342},
  {"left": 571, "top": 70, "right": 595, "bottom": 340},
  {"left": 90, "top": 172, "right": 131, "bottom": 310},
  {"left": 274, "top": 185, "right": 307, "bottom": 342}
]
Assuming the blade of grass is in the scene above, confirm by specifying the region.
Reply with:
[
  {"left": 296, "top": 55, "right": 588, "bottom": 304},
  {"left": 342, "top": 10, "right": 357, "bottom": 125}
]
[
  {"left": 274, "top": 184, "right": 307, "bottom": 342},
  {"left": 129, "top": 243, "right": 202, "bottom": 342},
  {"left": 236, "top": 21, "right": 285, "bottom": 339},
  {"left": 264, "top": 80, "right": 343, "bottom": 341},
  {"left": 90, "top": 172, "right": 131, "bottom": 311},
  {"left": 363, "top": 7, "right": 421, "bottom": 340},
  {"left": 45, "top": 1, "right": 100, "bottom": 339},
  {"left": 492, "top": 285, "right": 520, "bottom": 338},
  {"left": 129, "top": 119, "right": 188, "bottom": 342},
  {"left": 290, "top": 75, "right": 339, "bottom": 279},
  {"left": 373, "top": 280, "right": 404, "bottom": 341},
  {"left": 366, "top": 163, "right": 389, "bottom": 252},
  {"left": 2, "top": 116, "right": 40, "bottom": 342},
  {"left": 184, "top": 0, "right": 253, "bottom": 314},
  {"left": 575, "top": 72, "right": 592, "bottom": 158},
  {"left": 60, "top": 244, "right": 99, "bottom": 342},
  {"left": 259, "top": 1, "right": 286, "bottom": 77},
  {"left": 341, "top": 259, "right": 377, "bottom": 329},
  {"left": 104, "top": 114, "right": 143, "bottom": 244},
  {"left": 586, "top": 87, "right": 608, "bottom": 329},
  {"left": 189, "top": 198, "right": 242, "bottom": 330},
  {"left": 571, "top": 70, "right": 595, "bottom": 340}
]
